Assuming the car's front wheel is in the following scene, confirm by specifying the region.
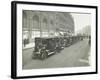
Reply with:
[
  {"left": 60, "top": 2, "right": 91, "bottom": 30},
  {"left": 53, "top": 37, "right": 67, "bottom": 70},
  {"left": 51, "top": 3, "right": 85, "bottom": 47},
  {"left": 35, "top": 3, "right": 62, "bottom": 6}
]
[{"left": 40, "top": 50, "right": 48, "bottom": 60}]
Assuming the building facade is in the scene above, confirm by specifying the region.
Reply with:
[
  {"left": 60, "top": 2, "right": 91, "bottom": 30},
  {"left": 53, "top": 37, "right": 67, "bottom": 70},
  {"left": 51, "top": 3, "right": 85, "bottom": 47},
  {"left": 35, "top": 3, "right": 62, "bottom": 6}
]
[{"left": 23, "top": 10, "right": 75, "bottom": 43}]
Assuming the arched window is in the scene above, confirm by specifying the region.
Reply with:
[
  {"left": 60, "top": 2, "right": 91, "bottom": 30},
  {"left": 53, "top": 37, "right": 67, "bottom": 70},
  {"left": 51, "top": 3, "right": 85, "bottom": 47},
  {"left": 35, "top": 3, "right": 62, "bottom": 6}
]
[
  {"left": 23, "top": 11, "right": 27, "bottom": 29},
  {"left": 23, "top": 11, "right": 27, "bottom": 18},
  {"left": 50, "top": 20, "right": 54, "bottom": 25},
  {"left": 42, "top": 18, "right": 48, "bottom": 30},
  {"left": 32, "top": 15, "right": 40, "bottom": 38},
  {"left": 33, "top": 15, "right": 39, "bottom": 30},
  {"left": 42, "top": 18, "right": 48, "bottom": 37}
]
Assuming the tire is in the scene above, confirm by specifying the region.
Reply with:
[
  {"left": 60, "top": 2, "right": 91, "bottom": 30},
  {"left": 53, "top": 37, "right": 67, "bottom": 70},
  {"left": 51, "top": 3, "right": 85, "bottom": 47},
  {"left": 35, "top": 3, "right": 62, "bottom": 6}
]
[
  {"left": 40, "top": 50, "right": 48, "bottom": 60},
  {"left": 32, "top": 53, "right": 37, "bottom": 59}
]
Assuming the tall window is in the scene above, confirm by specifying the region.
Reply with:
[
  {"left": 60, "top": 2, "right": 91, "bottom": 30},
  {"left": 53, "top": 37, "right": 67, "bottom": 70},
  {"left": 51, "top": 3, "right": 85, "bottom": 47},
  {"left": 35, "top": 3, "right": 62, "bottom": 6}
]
[
  {"left": 32, "top": 15, "right": 40, "bottom": 39},
  {"left": 42, "top": 18, "right": 48, "bottom": 37},
  {"left": 33, "top": 15, "right": 39, "bottom": 30}
]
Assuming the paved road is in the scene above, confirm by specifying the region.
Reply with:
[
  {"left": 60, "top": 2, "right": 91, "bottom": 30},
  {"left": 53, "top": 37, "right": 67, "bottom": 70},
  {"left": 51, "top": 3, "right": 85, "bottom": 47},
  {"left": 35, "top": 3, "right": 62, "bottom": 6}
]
[{"left": 23, "top": 39, "right": 90, "bottom": 69}]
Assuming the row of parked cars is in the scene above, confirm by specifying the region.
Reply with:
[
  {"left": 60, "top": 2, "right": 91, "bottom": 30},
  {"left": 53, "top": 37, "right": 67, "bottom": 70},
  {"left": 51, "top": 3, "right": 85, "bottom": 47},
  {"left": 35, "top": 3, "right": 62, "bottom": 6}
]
[{"left": 32, "top": 35, "right": 84, "bottom": 60}]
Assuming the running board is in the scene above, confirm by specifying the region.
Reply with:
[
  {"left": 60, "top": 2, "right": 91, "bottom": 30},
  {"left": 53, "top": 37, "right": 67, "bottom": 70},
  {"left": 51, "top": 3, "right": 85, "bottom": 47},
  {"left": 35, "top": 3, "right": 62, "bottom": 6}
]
[{"left": 48, "top": 52, "right": 55, "bottom": 55}]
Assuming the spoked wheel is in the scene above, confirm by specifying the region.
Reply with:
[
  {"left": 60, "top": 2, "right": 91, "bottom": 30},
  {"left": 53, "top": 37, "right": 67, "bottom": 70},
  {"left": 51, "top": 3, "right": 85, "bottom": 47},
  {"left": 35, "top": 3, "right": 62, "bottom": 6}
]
[
  {"left": 32, "top": 51, "right": 37, "bottom": 59},
  {"left": 40, "top": 50, "right": 48, "bottom": 60},
  {"left": 32, "top": 54, "right": 36, "bottom": 59}
]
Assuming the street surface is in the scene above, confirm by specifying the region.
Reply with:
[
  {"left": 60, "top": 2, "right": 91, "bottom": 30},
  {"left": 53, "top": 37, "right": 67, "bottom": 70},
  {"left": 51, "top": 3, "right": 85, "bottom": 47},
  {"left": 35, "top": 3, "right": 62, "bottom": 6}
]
[{"left": 22, "top": 39, "right": 90, "bottom": 69}]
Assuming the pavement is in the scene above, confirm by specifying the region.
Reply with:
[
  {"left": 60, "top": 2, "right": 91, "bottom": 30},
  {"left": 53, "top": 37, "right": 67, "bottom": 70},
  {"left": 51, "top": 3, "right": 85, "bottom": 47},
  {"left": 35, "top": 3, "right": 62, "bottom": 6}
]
[
  {"left": 23, "top": 42, "right": 35, "bottom": 49},
  {"left": 22, "top": 39, "right": 90, "bottom": 69}
]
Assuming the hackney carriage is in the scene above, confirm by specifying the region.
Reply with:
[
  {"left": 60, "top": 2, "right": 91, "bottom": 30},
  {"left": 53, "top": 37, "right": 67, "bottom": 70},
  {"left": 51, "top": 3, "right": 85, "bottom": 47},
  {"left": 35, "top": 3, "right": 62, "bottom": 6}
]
[
  {"left": 32, "top": 37, "right": 65, "bottom": 60},
  {"left": 32, "top": 35, "right": 83, "bottom": 60}
]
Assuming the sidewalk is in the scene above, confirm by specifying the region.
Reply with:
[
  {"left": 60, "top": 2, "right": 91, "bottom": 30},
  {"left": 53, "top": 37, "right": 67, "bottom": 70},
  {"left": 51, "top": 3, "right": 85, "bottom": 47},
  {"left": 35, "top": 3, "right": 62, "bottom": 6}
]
[{"left": 23, "top": 43, "right": 35, "bottom": 50}]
